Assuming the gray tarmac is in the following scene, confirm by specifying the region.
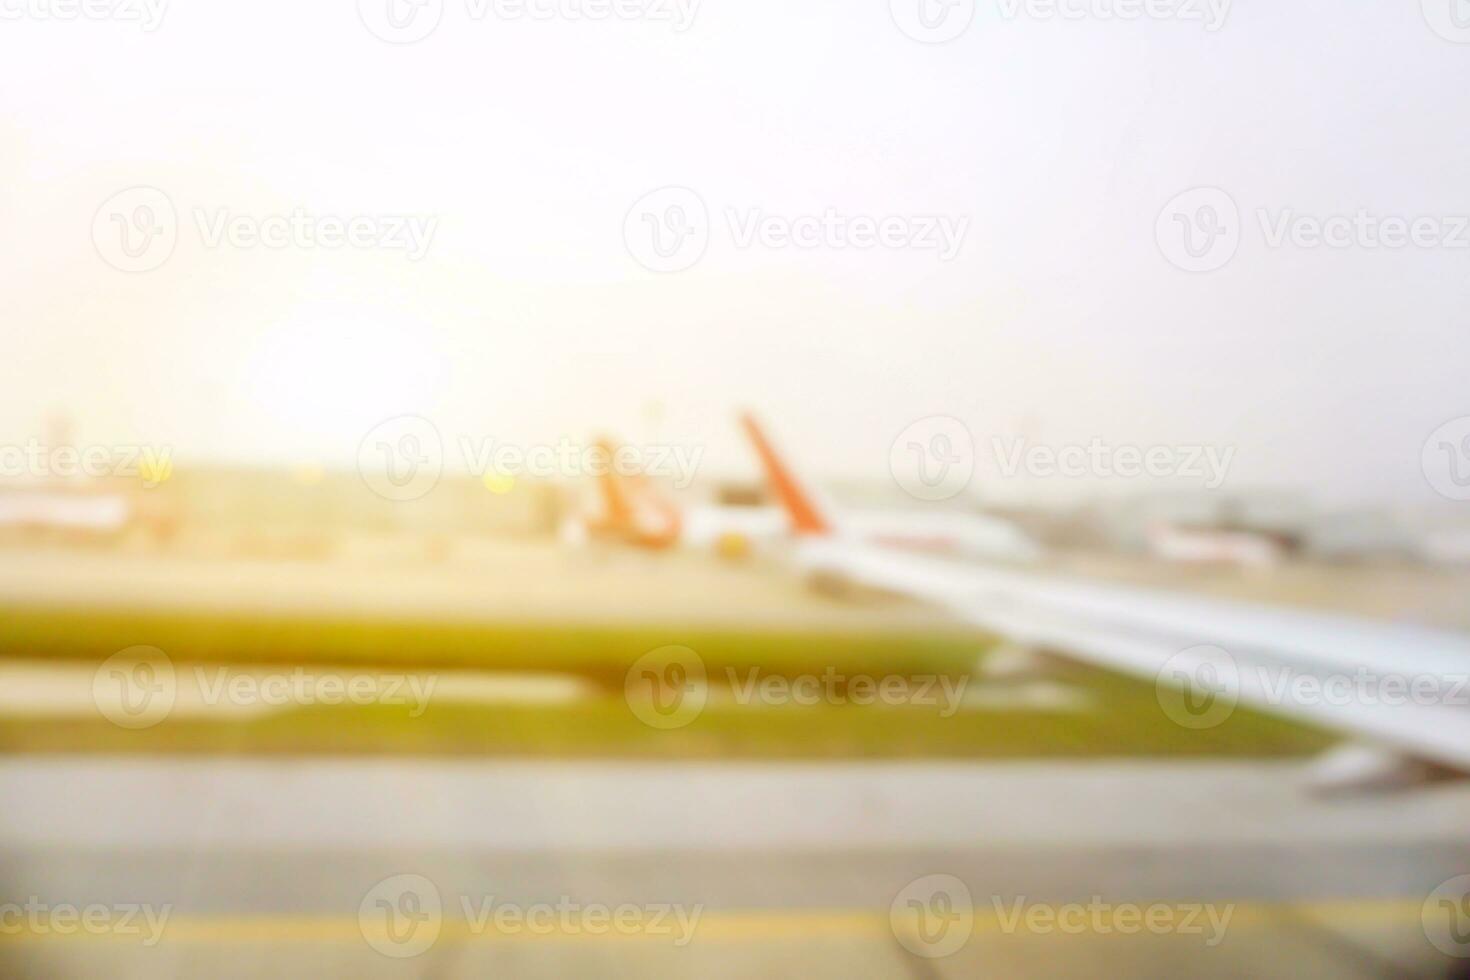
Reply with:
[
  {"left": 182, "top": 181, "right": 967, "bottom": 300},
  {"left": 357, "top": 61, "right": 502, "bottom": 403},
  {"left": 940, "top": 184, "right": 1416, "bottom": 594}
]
[{"left": 1, "top": 758, "right": 1468, "bottom": 978}]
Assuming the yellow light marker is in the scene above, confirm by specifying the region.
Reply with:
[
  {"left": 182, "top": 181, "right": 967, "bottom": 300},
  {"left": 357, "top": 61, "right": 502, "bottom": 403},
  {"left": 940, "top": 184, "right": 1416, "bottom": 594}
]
[
  {"left": 138, "top": 455, "right": 173, "bottom": 487},
  {"left": 482, "top": 471, "right": 515, "bottom": 494},
  {"left": 294, "top": 464, "right": 325, "bottom": 486}
]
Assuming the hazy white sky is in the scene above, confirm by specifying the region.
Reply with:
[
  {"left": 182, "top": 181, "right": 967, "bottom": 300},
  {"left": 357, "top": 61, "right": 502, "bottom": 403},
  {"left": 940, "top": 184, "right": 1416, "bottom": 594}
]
[{"left": 1, "top": 0, "right": 1467, "bottom": 505}]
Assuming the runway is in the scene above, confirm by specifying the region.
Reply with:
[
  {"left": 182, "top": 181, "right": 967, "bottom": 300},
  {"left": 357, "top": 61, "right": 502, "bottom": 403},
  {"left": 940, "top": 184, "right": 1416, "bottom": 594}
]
[{"left": 1, "top": 758, "right": 1466, "bottom": 977}]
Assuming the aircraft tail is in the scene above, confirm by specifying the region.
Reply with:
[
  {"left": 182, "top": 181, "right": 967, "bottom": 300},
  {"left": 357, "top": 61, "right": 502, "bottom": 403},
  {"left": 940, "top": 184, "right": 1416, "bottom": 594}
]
[
  {"left": 737, "top": 413, "right": 835, "bottom": 536},
  {"left": 592, "top": 437, "right": 634, "bottom": 526},
  {"left": 587, "top": 436, "right": 682, "bottom": 548}
]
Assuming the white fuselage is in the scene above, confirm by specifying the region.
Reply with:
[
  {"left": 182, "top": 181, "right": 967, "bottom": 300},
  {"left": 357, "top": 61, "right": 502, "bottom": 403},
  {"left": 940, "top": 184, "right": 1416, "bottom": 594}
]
[{"left": 680, "top": 504, "right": 1040, "bottom": 563}]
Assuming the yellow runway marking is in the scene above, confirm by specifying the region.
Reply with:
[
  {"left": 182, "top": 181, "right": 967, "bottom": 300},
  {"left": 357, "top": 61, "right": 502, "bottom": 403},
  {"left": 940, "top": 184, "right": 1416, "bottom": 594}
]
[{"left": 0, "top": 900, "right": 1428, "bottom": 945}]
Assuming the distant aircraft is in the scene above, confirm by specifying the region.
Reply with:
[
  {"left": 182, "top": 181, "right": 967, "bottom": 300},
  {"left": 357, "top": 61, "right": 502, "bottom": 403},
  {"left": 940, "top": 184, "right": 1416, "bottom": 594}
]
[
  {"left": 576, "top": 422, "right": 1040, "bottom": 564},
  {"left": 738, "top": 413, "right": 1041, "bottom": 565},
  {"left": 0, "top": 486, "right": 130, "bottom": 539},
  {"left": 567, "top": 435, "right": 789, "bottom": 555},
  {"left": 1145, "top": 521, "right": 1285, "bottom": 568},
  {"left": 575, "top": 437, "right": 686, "bottom": 550},
  {"left": 739, "top": 413, "right": 1470, "bottom": 792}
]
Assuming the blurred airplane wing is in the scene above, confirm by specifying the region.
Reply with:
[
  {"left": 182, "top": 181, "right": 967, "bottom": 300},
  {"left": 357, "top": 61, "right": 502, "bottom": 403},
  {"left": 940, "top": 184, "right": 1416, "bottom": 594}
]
[
  {"left": 799, "top": 538, "right": 1470, "bottom": 773},
  {"left": 738, "top": 411, "right": 1470, "bottom": 774}
]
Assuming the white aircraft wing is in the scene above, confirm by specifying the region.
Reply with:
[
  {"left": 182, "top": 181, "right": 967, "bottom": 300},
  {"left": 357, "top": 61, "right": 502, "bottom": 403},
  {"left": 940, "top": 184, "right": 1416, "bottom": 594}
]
[
  {"left": 737, "top": 412, "right": 1470, "bottom": 774},
  {"left": 801, "top": 538, "right": 1470, "bottom": 772}
]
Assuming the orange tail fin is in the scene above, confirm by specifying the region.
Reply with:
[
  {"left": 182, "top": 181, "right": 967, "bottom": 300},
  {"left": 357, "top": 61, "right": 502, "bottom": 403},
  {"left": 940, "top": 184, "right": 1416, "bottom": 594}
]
[
  {"left": 737, "top": 413, "right": 833, "bottom": 536},
  {"left": 588, "top": 436, "right": 682, "bottom": 548}
]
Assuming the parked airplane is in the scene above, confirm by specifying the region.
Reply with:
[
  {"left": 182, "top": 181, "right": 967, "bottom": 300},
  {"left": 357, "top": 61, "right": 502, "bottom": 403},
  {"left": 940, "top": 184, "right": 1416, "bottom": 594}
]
[
  {"left": 574, "top": 437, "right": 686, "bottom": 550},
  {"left": 0, "top": 487, "right": 130, "bottom": 539},
  {"left": 575, "top": 428, "right": 1040, "bottom": 563},
  {"left": 1146, "top": 521, "right": 1285, "bottom": 568},
  {"left": 739, "top": 413, "right": 1470, "bottom": 792}
]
